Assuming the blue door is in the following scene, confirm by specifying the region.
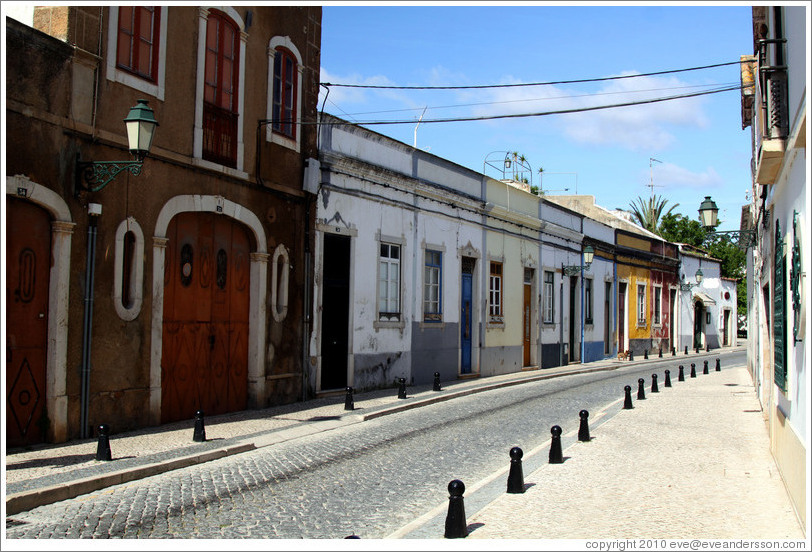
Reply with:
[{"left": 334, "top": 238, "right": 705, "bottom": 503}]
[{"left": 460, "top": 272, "right": 472, "bottom": 374}]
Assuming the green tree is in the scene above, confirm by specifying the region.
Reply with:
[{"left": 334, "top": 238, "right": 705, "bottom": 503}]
[
  {"left": 628, "top": 195, "right": 679, "bottom": 233},
  {"left": 659, "top": 213, "right": 706, "bottom": 247}
]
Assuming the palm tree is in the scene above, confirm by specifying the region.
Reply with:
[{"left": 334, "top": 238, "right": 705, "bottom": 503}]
[{"left": 628, "top": 194, "right": 679, "bottom": 234}]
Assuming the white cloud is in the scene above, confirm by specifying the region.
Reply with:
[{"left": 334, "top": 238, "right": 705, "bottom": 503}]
[
  {"left": 462, "top": 72, "right": 712, "bottom": 151},
  {"left": 655, "top": 163, "right": 723, "bottom": 190}
]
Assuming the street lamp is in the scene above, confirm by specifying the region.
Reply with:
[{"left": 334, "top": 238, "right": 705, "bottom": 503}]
[
  {"left": 76, "top": 99, "right": 159, "bottom": 194},
  {"left": 563, "top": 245, "right": 595, "bottom": 276},
  {"left": 680, "top": 268, "right": 704, "bottom": 291},
  {"left": 697, "top": 196, "right": 757, "bottom": 248}
]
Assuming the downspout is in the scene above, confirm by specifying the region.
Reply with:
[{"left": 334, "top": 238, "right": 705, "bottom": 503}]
[
  {"left": 79, "top": 203, "right": 102, "bottom": 439},
  {"left": 580, "top": 257, "right": 585, "bottom": 363},
  {"left": 559, "top": 264, "right": 564, "bottom": 366}
]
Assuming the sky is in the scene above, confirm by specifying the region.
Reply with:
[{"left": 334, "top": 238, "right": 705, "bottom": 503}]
[
  {"left": 4, "top": 2, "right": 758, "bottom": 232},
  {"left": 319, "top": 2, "right": 758, "bottom": 232}
]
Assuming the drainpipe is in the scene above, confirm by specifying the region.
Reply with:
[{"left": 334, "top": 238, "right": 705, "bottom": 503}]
[
  {"left": 79, "top": 203, "right": 102, "bottom": 439},
  {"left": 559, "top": 265, "right": 564, "bottom": 366}
]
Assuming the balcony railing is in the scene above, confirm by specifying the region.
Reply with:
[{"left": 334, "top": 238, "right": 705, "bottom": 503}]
[
  {"left": 203, "top": 102, "right": 238, "bottom": 168},
  {"left": 753, "top": 38, "right": 788, "bottom": 185}
]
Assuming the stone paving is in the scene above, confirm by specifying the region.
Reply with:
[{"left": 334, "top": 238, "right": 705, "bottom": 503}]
[
  {"left": 459, "top": 365, "right": 805, "bottom": 540},
  {"left": 3, "top": 348, "right": 806, "bottom": 543}
]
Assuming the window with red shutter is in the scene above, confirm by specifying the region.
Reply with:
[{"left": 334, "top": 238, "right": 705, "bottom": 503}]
[
  {"left": 116, "top": 6, "right": 160, "bottom": 83},
  {"left": 203, "top": 11, "right": 240, "bottom": 168}
]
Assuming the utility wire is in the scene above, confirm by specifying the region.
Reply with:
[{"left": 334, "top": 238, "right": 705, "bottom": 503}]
[
  {"left": 322, "top": 61, "right": 745, "bottom": 90},
  {"left": 317, "top": 84, "right": 747, "bottom": 126},
  {"left": 339, "top": 82, "right": 741, "bottom": 117}
]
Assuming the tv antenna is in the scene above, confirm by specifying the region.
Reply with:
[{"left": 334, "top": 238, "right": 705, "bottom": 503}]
[{"left": 648, "top": 158, "right": 663, "bottom": 196}]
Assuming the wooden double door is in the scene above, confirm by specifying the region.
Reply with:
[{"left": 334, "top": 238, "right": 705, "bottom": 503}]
[{"left": 161, "top": 212, "right": 250, "bottom": 423}]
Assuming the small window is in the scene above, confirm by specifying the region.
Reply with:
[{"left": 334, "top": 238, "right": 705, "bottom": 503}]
[
  {"left": 637, "top": 283, "right": 647, "bottom": 326},
  {"left": 113, "top": 218, "right": 145, "bottom": 321},
  {"left": 379, "top": 243, "right": 401, "bottom": 321},
  {"left": 272, "top": 48, "right": 298, "bottom": 139},
  {"left": 271, "top": 244, "right": 290, "bottom": 322},
  {"left": 653, "top": 286, "right": 662, "bottom": 326},
  {"left": 585, "top": 278, "right": 593, "bottom": 324},
  {"left": 116, "top": 6, "right": 161, "bottom": 82},
  {"left": 424, "top": 250, "right": 442, "bottom": 322},
  {"left": 489, "top": 262, "right": 503, "bottom": 322},
  {"left": 543, "top": 271, "right": 554, "bottom": 323}
]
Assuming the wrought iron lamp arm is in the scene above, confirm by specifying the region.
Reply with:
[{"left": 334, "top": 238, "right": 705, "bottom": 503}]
[{"left": 76, "top": 159, "right": 144, "bottom": 193}]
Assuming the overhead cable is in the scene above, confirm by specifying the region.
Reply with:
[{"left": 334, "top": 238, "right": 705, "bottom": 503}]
[
  {"left": 321, "top": 61, "right": 745, "bottom": 90},
  {"left": 317, "top": 84, "right": 746, "bottom": 126}
]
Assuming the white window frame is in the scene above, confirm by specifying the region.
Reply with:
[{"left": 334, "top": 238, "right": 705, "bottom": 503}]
[
  {"left": 266, "top": 36, "right": 303, "bottom": 153},
  {"left": 543, "top": 270, "right": 555, "bottom": 324},
  {"left": 192, "top": 7, "right": 248, "bottom": 178},
  {"left": 113, "top": 217, "right": 145, "bottom": 321},
  {"left": 637, "top": 283, "right": 647, "bottom": 327},
  {"left": 652, "top": 284, "right": 662, "bottom": 327},
  {"left": 488, "top": 261, "right": 503, "bottom": 324},
  {"left": 377, "top": 241, "right": 402, "bottom": 324},
  {"left": 423, "top": 248, "right": 443, "bottom": 322},
  {"left": 585, "top": 277, "right": 593, "bottom": 324},
  {"left": 271, "top": 244, "right": 290, "bottom": 322},
  {"left": 106, "top": 6, "right": 168, "bottom": 100}
]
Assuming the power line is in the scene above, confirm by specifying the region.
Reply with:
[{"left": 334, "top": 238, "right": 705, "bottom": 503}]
[
  {"left": 318, "top": 84, "right": 746, "bottom": 126},
  {"left": 322, "top": 61, "right": 744, "bottom": 91},
  {"left": 337, "top": 82, "right": 741, "bottom": 117}
]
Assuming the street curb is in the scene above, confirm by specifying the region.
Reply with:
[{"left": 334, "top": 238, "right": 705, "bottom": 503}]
[
  {"left": 361, "top": 363, "right": 624, "bottom": 421},
  {"left": 5, "top": 443, "right": 255, "bottom": 516}
]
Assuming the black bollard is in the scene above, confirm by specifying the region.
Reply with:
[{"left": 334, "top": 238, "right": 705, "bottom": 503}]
[
  {"left": 678, "top": 365, "right": 685, "bottom": 382},
  {"left": 344, "top": 387, "right": 354, "bottom": 411},
  {"left": 659, "top": 347, "right": 663, "bottom": 358},
  {"left": 664, "top": 369, "right": 672, "bottom": 387},
  {"left": 685, "top": 346, "right": 689, "bottom": 355},
  {"left": 444, "top": 480, "right": 468, "bottom": 538},
  {"left": 623, "top": 385, "right": 634, "bottom": 409},
  {"left": 629, "top": 350, "right": 634, "bottom": 362},
  {"left": 695, "top": 346, "right": 700, "bottom": 354},
  {"left": 549, "top": 425, "right": 564, "bottom": 464},
  {"left": 344, "top": 535, "right": 361, "bottom": 539},
  {"left": 706, "top": 343, "right": 709, "bottom": 352},
  {"left": 578, "top": 410, "right": 591, "bottom": 442},
  {"left": 193, "top": 410, "right": 206, "bottom": 442},
  {"left": 637, "top": 378, "right": 646, "bottom": 400},
  {"left": 690, "top": 363, "right": 696, "bottom": 378},
  {"left": 703, "top": 360, "right": 709, "bottom": 375},
  {"left": 716, "top": 358, "right": 721, "bottom": 371},
  {"left": 672, "top": 347, "right": 676, "bottom": 356},
  {"left": 397, "top": 377, "right": 407, "bottom": 399},
  {"left": 644, "top": 349, "right": 648, "bottom": 360},
  {"left": 96, "top": 424, "right": 112, "bottom": 461},
  {"left": 651, "top": 373, "right": 659, "bottom": 393},
  {"left": 506, "top": 447, "right": 525, "bottom": 494},
  {"left": 433, "top": 372, "right": 442, "bottom": 392}
]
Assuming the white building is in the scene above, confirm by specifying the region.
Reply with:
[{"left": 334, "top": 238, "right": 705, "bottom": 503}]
[
  {"left": 676, "top": 245, "right": 736, "bottom": 352},
  {"left": 311, "top": 114, "right": 487, "bottom": 392},
  {"left": 741, "top": 5, "right": 808, "bottom": 533}
]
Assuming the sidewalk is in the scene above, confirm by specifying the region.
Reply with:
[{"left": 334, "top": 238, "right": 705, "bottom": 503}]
[
  {"left": 395, "top": 361, "right": 806, "bottom": 541},
  {"left": 4, "top": 351, "right": 640, "bottom": 515}
]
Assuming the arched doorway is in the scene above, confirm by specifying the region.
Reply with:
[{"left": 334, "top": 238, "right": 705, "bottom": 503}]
[
  {"left": 6, "top": 198, "right": 51, "bottom": 447},
  {"left": 160, "top": 212, "right": 251, "bottom": 423}
]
